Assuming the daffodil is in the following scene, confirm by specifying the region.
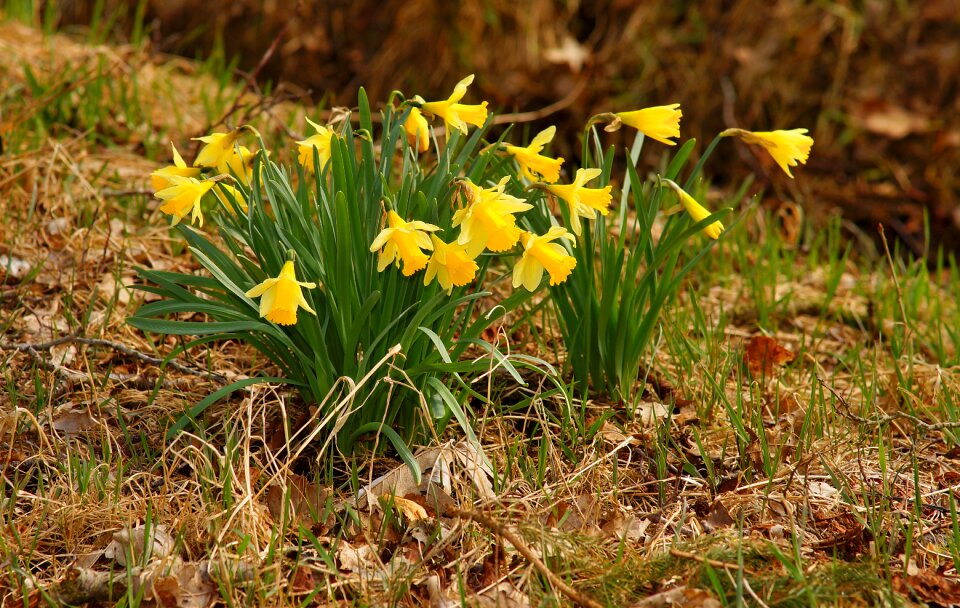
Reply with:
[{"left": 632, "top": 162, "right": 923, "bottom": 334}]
[
  {"left": 543, "top": 168, "right": 613, "bottom": 236},
  {"left": 214, "top": 183, "right": 248, "bottom": 213},
  {"left": 452, "top": 177, "right": 533, "bottom": 256},
  {"left": 193, "top": 128, "right": 247, "bottom": 170},
  {"left": 417, "top": 74, "right": 489, "bottom": 135},
  {"left": 662, "top": 179, "right": 724, "bottom": 240},
  {"left": 155, "top": 176, "right": 216, "bottom": 227},
  {"left": 370, "top": 210, "right": 440, "bottom": 276},
  {"left": 513, "top": 227, "right": 577, "bottom": 292},
  {"left": 503, "top": 126, "right": 564, "bottom": 183},
  {"left": 297, "top": 118, "right": 336, "bottom": 173},
  {"left": 403, "top": 107, "right": 430, "bottom": 153},
  {"left": 615, "top": 104, "right": 682, "bottom": 145},
  {"left": 244, "top": 260, "right": 316, "bottom": 326},
  {"left": 150, "top": 143, "right": 201, "bottom": 191},
  {"left": 722, "top": 128, "right": 813, "bottom": 178},
  {"left": 423, "top": 234, "right": 479, "bottom": 293},
  {"left": 219, "top": 145, "right": 256, "bottom": 184}
]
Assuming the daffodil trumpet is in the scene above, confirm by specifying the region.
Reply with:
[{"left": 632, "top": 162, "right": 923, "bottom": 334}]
[
  {"left": 720, "top": 127, "right": 813, "bottom": 178},
  {"left": 661, "top": 178, "right": 725, "bottom": 240}
]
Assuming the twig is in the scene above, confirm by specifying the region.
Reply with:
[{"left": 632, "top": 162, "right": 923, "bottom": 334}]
[
  {"left": 669, "top": 548, "right": 760, "bottom": 577},
  {"left": 198, "top": 0, "right": 302, "bottom": 140},
  {"left": 2, "top": 333, "right": 228, "bottom": 385},
  {"left": 491, "top": 78, "right": 588, "bottom": 125},
  {"left": 818, "top": 376, "right": 960, "bottom": 430},
  {"left": 100, "top": 188, "right": 154, "bottom": 197},
  {"left": 450, "top": 508, "right": 604, "bottom": 608},
  {"left": 3, "top": 334, "right": 228, "bottom": 383},
  {"left": 16, "top": 345, "right": 196, "bottom": 391}
]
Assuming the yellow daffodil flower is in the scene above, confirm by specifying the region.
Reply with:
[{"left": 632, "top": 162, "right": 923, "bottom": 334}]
[
  {"left": 193, "top": 128, "right": 247, "bottom": 170},
  {"left": 244, "top": 260, "right": 316, "bottom": 326},
  {"left": 663, "top": 179, "right": 724, "bottom": 240},
  {"left": 370, "top": 210, "right": 440, "bottom": 276},
  {"left": 297, "top": 118, "right": 336, "bottom": 173},
  {"left": 155, "top": 176, "right": 216, "bottom": 227},
  {"left": 513, "top": 227, "right": 577, "bottom": 292},
  {"left": 418, "top": 74, "right": 489, "bottom": 135},
  {"left": 544, "top": 168, "right": 613, "bottom": 236},
  {"left": 219, "top": 145, "right": 256, "bottom": 185},
  {"left": 214, "top": 183, "right": 248, "bottom": 213},
  {"left": 452, "top": 177, "right": 533, "bottom": 257},
  {"left": 503, "top": 126, "right": 564, "bottom": 183},
  {"left": 722, "top": 128, "right": 813, "bottom": 178},
  {"left": 150, "top": 143, "right": 201, "bottom": 191},
  {"left": 423, "top": 234, "right": 479, "bottom": 293},
  {"left": 615, "top": 104, "right": 682, "bottom": 145},
  {"left": 403, "top": 107, "right": 430, "bottom": 153}
]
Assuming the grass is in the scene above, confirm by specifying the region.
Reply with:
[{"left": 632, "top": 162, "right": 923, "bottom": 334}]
[{"left": 2, "top": 10, "right": 960, "bottom": 608}]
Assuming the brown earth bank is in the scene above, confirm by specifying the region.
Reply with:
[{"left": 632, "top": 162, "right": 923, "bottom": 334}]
[{"left": 52, "top": 0, "right": 960, "bottom": 254}]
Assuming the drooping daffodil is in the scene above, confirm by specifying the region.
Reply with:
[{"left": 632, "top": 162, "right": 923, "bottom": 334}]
[
  {"left": 150, "top": 143, "right": 201, "bottom": 191},
  {"left": 403, "top": 107, "right": 430, "bottom": 153},
  {"left": 370, "top": 210, "right": 441, "bottom": 276},
  {"left": 542, "top": 168, "right": 613, "bottom": 236},
  {"left": 452, "top": 177, "right": 533, "bottom": 257},
  {"left": 423, "top": 234, "right": 479, "bottom": 293},
  {"left": 512, "top": 227, "right": 577, "bottom": 292},
  {"left": 155, "top": 176, "right": 216, "bottom": 227},
  {"left": 416, "top": 74, "right": 489, "bottom": 135},
  {"left": 244, "top": 260, "right": 316, "bottom": 326},
  {"left": 662, "top": 179, "right": 724, "bottom": 240},
  {"left": 297, "top": 118, "right": 336, "bottom": 173},
  {"left": 721, "top": 128, "right": 813, "bottom": 178},
  {"left": 502, "top": 126, "right": 564, "bottom": 183},
  {"left": 615, "top": 104, "right": 682, "bottom": 145}
]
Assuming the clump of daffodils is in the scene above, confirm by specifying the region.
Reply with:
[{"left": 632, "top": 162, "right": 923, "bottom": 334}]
[{"left": 137, "top": 75, "right": 814, "bottom": 449}]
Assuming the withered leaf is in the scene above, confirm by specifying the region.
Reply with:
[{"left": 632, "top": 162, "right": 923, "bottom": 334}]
[{"left": 744, "top": 335, "right": 795, "bottom": 377}]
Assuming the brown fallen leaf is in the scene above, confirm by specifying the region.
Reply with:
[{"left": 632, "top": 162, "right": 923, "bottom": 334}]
[
  {"left": 380, "top": 494, "right": 429, "bottom": 523},
  {"left": 893, "top": 569, "right": 960, "bottom": 606},
  {"left": 744, "top": 335, "right": 795, "bottom": 377},
  {"left": 103, "top": 524, "right": 177, "bottom": 567},
  {"left": 264, "top": 473, "right": 332, "bottom": 527}
]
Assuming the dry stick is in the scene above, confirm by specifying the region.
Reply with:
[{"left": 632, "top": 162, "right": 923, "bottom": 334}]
[
  {"left": 1, "top": 333, "right": 228, "bottom": 384},
  {"left": 668, "top": 548, "right": 760, "bottom": 577},
  {"left": 197, "top": 0, "right": 302, "bottom": 144},
  {"left": 450, "top": 508, "right": 604, "bottom": 608},
  {"left": 818, "top": 376, "right": 960, "bottom": 430}
]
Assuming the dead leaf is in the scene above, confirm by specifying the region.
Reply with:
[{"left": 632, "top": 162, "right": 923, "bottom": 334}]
[
  {"left": 475, "top": 581, "right": 531, "bottom": 608},
  {"left": 52, "top": 407, "right": 99, "bottom": 437},
  {"left": 264, "top": 474, "right": 331, "bottom": 527},
  {"left": 705, "top": 499, "right": 735, "bottom": 530},
  {"left": 744, "top": 335, "right": 795, "bottom": 377},
  {"left": 894, "top": 570, "right": 960, "bottom": 606},
  {"left": 290, "top": 565, "right": 315, "bottom": 595},
  {"left": 857, "top": 102, "right": 930, "bottom": 139},
  {"left": 0, "top": 254, "right": 30, "bottom": 281},
  {"left": 601, "top": 513, "right": 650, "bottom": 543},
  {"left": 174, "top": 561, "right": 218, "bottom": 608},
  {"left": 336, "top": 540, "right": 377, "bottom": 573},
  {"left": 380, "top": 494, "right": 429, "bottom": 522},
  {"left": 630, "top": 586, "right": 721, "bottom": 607},
  {"left": 425, "top": 574, "right": 457, "bottom": 608},
  {"left": 103, "top": 524, "right": 176, "bottom": 567},
  {"left": 636, "top": 401, "right": 673, "bottom": 426},
  {"left": 543, "top": 36, "right": 590, "bottom": 73}
]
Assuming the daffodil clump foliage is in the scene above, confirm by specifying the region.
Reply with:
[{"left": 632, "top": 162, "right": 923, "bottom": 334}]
[{"left": 132, "top": 75, "right": 813, "bottom": 457}]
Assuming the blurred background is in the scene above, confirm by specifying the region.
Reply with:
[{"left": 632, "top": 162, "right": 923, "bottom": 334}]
[{"left": 47, "top": 0, "right": 960, "bottom": 252}]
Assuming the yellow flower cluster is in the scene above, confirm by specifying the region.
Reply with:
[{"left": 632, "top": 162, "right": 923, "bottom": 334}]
[
  {"left": 150, "top": 127, "right": 260, "bottom": 226},
  {"left": 152, "top": 74, "right": 814, "bottom": 324}
]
